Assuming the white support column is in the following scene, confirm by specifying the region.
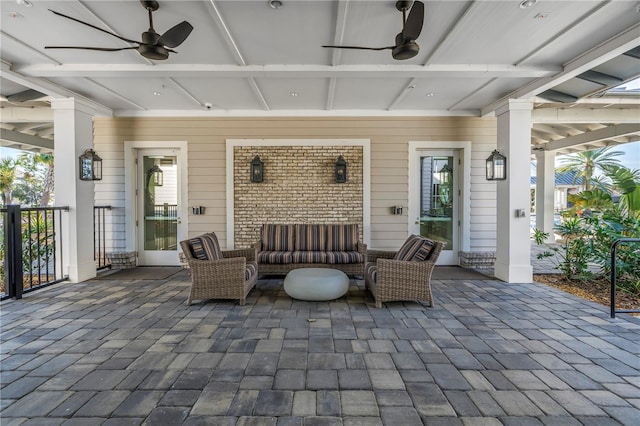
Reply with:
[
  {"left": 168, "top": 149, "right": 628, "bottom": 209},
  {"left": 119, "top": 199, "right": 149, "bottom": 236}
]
[
  {"left": 52, "top": 98, "right": 97, "bottom": 283},
  {"left": 535, "top": 150, "right": 556, "bottom": 243},
  {"left": 494, "top": 100, "right": 533, "bottom": 283}
]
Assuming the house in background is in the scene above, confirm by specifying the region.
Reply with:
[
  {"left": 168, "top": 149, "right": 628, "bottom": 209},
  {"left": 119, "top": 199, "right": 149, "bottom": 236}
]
[
  {"left": 530, "top": 169, "right": 586, "bottom": 213},
  {"left": 1, "top": 1, "right": 639, "bottom": 286}
]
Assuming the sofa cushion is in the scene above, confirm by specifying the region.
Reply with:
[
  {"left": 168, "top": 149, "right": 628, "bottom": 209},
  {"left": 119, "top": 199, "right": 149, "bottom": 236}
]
[
  {"left": 291, "top": 251, "right": 327, "bottom": 263},
  {"left": 245, "top": 261, "right": 258, "bottom": 281},
  {"left": 326, "top": 224, "right": 359, "bottom": 251},
  {"left": 294, "top": 224, "right": 327, "bottom": 251},
  {"left": 365, "top": 262, "right": 377, "bottom": 283},
  {"left": 326, "top": 251, "right": 365, "bottom": 264},
  {"left": 258, "top": 251, "right": 293, "bottom": 264},
  {"left": 394, "top": 235, "right": 434, "bottom": 261},
  {"left": 189, "top": 232, "right": 223, "bottom": 260},
  {"left": 262, "top": 224, "right": 295, "bottom": 251}
]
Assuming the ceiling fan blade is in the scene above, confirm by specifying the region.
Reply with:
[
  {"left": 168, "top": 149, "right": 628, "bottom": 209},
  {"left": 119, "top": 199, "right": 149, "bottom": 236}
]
[
  {"left": 44, "top": 46, "right": 139, "bottom": 52},
  {"left": 402, "top": 0, "right": 424, "bottom": 42},
  {"left": 49, "top": 9, "right": 141, "bottom": 45},
  {"left": 158, "top": 21, "right": 193, "bottom": 48},
  {"left": 322, "top": 45, "right": 394, "bottom": 51}
]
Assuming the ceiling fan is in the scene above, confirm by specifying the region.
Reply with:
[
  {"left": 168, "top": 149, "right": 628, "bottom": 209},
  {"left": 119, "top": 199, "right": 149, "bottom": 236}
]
[
  {"left": 323, "top": 0, "right": 424, "bottom": 60},
  {"left": 45, "top": 0, "right": 193, "bottom": 61}
]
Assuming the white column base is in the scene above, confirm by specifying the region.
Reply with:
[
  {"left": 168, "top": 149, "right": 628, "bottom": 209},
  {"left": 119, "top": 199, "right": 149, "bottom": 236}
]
[{"left": 494, "top": 261, "right": 533, "bottom": 283}]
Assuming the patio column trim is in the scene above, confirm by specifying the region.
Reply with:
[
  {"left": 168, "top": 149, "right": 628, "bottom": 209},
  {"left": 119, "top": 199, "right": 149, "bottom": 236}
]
[
  {"left": 494, "top": 100, "right": 533, "bottom": 283},
  {"left": 226, "top": 139, "right": 371, "bottom": 249},
  {"left": 51, "top": 97, "right": 97, "bottom": 283},
  {"left": 535, "top": 150, "right": 556, "bottom": 243}
]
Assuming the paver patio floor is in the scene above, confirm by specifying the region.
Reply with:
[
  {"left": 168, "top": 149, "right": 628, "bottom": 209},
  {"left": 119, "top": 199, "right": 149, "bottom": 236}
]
[{"left": 1, "top": 271, "right": 639, "bottom": 425}]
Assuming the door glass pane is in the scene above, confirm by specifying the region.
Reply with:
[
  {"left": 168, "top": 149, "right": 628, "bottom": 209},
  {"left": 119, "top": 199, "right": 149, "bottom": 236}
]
[
  {"left": 419, "top": 156, "right": 453, "bottom": 250},
  {"left": 143, "top": 155, "right": 177, "bottom": 251}
]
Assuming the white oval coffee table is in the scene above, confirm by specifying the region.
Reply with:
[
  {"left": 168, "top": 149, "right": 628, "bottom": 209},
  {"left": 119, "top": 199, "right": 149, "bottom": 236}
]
[{"left": 283, "top": 268, "right": 350, "bottom": 301}]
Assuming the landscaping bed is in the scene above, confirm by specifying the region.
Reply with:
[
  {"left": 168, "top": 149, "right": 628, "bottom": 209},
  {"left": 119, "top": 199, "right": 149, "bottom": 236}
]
[{"left": 534, "top": 273, "right": 639, "bottom": 315}]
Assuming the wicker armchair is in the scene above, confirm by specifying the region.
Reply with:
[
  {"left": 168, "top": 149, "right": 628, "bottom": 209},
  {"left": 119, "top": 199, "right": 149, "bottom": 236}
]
[
  {"left": 180, "top": 237, "right": 258, "bottom": 306},
  {"left": 365, "top": 239, "right": 443, "bottom": 308}
]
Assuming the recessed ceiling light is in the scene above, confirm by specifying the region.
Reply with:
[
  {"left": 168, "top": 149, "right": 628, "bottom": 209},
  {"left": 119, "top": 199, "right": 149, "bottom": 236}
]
[
  {"left": 290, "top": 92, "right": 299, "bottom": 97},
  {"left": 16, "top": 0, "right": 33, "bottom": 7},
  {"left": 153, "top": 91, "right": 161, "bottom": 96},
  {"left": 426, "top": 92, "right": 435, "bottom": 97},
  {"left": 269, "top": 0, "right": 283, "bottom": 9},
  {"left": 408, "top": 84, "right": 416, "bottom": 89},
  {"left": 519, "top": 0, "right": 537, "bottom": 8}
]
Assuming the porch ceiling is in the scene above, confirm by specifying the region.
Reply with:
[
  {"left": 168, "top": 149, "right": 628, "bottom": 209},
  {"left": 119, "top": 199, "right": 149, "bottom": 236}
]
[{"left": 1, "top": 1, "right": 639, "bottom": 155}]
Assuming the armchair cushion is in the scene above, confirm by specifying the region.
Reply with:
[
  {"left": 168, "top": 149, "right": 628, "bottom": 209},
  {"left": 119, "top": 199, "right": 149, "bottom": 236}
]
[
  {"left": 245, "top": 261, "right": 258, "bottom": 281},
  {"left": 189, "top": 232, "right": 223, "bottom": 260},
  {"left": 394, "top": 235, "right": 434, "bottom": 261},
  {"left": 365, "top": 262, "right": 378, "bottom": 283}
]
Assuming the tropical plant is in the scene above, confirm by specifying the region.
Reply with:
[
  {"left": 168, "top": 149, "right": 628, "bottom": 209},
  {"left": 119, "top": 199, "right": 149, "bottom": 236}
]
[
  {"left": 601, "top": 164, "right": 640, "bottom": 217},
  {"left": 0, "top": 157, "right": 16, "bottom": 206},
  {"left": 557, "top": 147, "right": 623, "bottom": 190},
  {"left": 14, "top": 153, "right": 54, "bottom": 207}
]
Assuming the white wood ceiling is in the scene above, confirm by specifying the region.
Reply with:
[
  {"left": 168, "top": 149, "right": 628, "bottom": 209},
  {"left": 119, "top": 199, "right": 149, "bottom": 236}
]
[{"left": 1, "top": 0, "right": 639, "bottom": 155}]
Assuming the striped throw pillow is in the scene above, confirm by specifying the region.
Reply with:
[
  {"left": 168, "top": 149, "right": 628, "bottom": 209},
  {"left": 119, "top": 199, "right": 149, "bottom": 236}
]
[
  {"left": 394, "top": 235, "right": 434, "bottom": 261},
  {"left": 189, "top": 232, "right": 223, "bottom": 260}
]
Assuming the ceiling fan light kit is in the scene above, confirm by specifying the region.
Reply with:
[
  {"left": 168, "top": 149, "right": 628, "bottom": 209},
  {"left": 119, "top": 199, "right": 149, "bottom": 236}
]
[
  {"left": 45, "top": 0, "right": 193, "bottom": 61},
  {"left": 322, "top": 0, "right": 424, "bottom": 61}
]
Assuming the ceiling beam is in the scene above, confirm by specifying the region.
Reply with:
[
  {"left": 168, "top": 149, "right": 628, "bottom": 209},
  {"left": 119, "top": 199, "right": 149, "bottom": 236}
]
[
  {"left": 544, "top": 123, "right": 640, "bottom": 152},
  {"left": 15, "top": 63, "right": 560, "bottom": 79},
  {"left": 0, "top": 128, "right": 54, "bottom": 151},
  {"left": 326, "top": 0, "right": 351, "bottom": 110},
  {"left": 532, "top": 107, "right": 640, "bottom": 123},
  {"left": 481, "top": 22, "right": 640, "bottom": 115},
  {"left": 1, "top": 62, "right": 112, "bottom": 116},
  {"left": 204, "top": 0, "right": 269, "bottom": 110}
]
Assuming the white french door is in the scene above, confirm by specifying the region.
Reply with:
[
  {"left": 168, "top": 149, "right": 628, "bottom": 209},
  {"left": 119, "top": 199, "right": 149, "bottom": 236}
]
[
  {"left": 136, "top": 148, "right": 185, "bottom": 266},
  {"left": 409, "top": 149, "right": 460, "bottom": 265}
]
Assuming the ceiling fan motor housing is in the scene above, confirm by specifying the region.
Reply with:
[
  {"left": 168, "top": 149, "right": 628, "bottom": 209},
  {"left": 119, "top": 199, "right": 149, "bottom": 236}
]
[
  {"left": 392, "top": 41, "right": 419, "bottom": 60},
  {"left": 138, "top": 44, "right": 169, "bottom": 60}
]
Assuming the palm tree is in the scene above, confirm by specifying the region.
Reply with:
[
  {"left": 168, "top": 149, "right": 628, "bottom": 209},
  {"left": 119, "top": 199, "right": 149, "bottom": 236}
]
[
  {"left": 0, "top": 157, "right": 16, "bottom": 206},
  {"left": 34, "top": 154, "right": 54, "bottom": 207},
  {"left": 557, "top": 147, "right": 623, "bottom": 191}
]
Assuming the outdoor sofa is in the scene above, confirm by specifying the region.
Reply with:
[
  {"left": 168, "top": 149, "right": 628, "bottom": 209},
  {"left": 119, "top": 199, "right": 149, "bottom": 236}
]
[{"left": 254, "top": 223, "right": 366, "bottom": 276}]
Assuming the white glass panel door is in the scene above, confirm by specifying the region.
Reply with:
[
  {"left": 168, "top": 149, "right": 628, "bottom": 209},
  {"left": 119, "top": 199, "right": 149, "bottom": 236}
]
[
  {"left": 137, "top": 149, "right": 183, "bottom": 265},
  {"left": 410, "top": 150, "right": 459, "bottom": 264}
]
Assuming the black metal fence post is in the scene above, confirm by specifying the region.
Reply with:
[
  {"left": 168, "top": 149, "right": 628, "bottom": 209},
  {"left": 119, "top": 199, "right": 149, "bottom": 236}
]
[
  {"left": 610, "top": 237, "right": 640, "bottom": 318},
  {"left": 6, "top": 205, "right": 23, "bottom": 299}
]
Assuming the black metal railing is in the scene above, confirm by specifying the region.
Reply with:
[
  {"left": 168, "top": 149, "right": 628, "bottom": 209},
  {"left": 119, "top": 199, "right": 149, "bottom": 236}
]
[
  {"left": 94, "top": 206, "right": 112, "bottom": 270},
  {"left": 610, "top": 238, "right": 640, "bottom": 318},
  {"left": 1, "top": 205, "right": 69, "bottom": 300}
]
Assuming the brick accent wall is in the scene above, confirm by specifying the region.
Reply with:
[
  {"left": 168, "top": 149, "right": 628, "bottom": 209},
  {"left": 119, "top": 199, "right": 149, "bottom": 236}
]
[{"left": 234, "top": 145, "right": 363, "bottom": 247}]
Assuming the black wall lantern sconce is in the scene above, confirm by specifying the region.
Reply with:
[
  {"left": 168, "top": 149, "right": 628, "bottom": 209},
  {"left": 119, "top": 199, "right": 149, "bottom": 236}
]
[
  {"left": 251, "top": 155, "right": 264, "bottom": 183},
  {"left": 148, "top": 164, "right": 164, "bottom": 187},
  {"left": 486, "top": 149, "right": 507, "bottom": 181},
  {"left": 79, "top": 148, "right": 102, "bottom": 181},
  {"left": 438, "top": 163, "right": 453, "bottom": 185},
  {"left": 335, "top": 155, "right": 347, "bottom": 183}
]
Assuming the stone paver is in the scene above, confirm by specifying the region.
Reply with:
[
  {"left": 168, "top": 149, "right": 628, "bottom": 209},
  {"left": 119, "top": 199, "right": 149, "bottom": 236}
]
[{"left": 1, "top": 270, "right": 639, "bottom": 425}]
